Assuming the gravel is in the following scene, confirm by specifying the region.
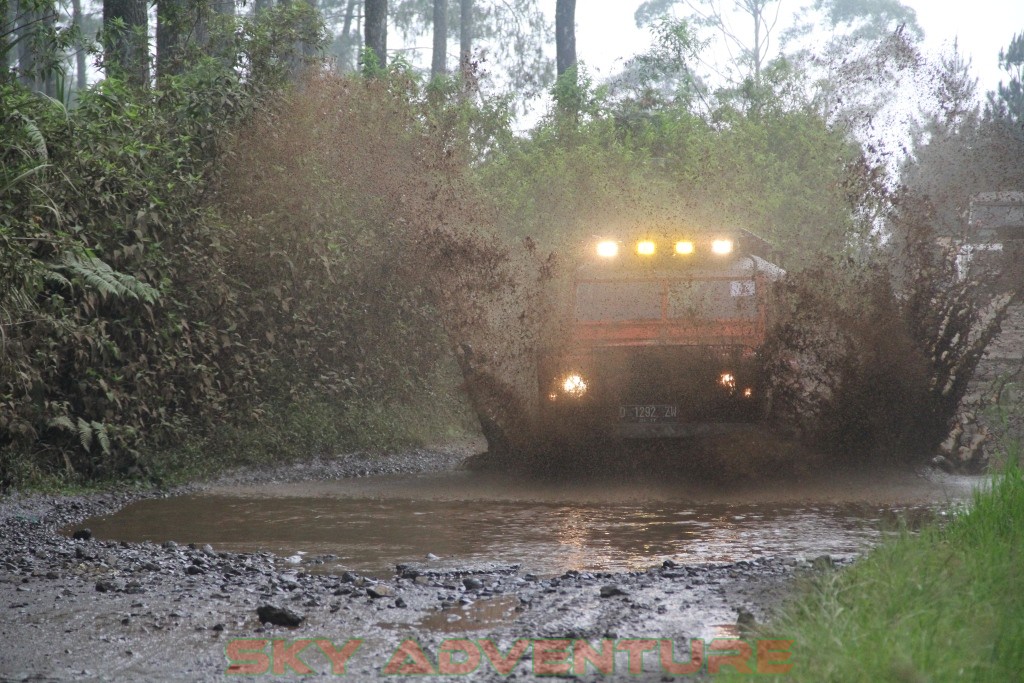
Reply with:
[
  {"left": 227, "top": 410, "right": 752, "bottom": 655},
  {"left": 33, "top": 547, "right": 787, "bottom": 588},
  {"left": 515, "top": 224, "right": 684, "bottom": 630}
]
[{"left": 0, "top": 442, "right": 805, "bottom": 681}]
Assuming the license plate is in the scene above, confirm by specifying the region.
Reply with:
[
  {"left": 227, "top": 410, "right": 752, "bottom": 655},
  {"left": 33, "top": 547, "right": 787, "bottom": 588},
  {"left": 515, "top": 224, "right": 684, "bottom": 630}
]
[{"left": 619, "top": 405, "right": 679, "bottom": 423}]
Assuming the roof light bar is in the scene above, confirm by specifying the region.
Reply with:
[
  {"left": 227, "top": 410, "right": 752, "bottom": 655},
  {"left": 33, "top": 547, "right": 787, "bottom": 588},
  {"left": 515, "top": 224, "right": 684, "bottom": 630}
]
[{"left": 711, "top": 239, "right": 734, "bottom": 255}]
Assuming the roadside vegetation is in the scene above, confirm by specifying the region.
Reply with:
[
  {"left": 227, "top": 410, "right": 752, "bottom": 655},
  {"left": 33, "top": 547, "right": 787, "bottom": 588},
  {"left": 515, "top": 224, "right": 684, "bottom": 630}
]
[
  {"left": 1, "top": 8, "right": 487, "bottom": 490},
  {"left": 721, "top": 443, "right": 1024, "bottom": 682}
]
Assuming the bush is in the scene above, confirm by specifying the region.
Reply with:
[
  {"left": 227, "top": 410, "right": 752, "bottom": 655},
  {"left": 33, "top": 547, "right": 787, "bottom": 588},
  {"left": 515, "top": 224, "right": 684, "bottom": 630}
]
[{"left": 0, "top": 6, "right": 327, "bottom": 488}]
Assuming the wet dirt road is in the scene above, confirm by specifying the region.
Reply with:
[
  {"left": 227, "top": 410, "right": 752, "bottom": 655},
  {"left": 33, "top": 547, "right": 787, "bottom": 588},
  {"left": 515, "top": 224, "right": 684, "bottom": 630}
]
[{"left": 0, "top": 445, "right": 980, "bottom": 681}]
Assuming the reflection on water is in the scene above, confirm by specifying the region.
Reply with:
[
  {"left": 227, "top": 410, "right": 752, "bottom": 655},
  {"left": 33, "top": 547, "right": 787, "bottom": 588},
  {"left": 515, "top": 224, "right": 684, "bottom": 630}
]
[{"left": 73, "top": 482, "right": 966, "bottom": 578}]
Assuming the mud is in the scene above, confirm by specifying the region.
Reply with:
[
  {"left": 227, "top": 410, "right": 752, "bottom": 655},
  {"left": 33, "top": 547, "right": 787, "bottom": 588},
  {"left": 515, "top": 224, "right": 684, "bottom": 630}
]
[{"left": 0, "top": 443, "right": 979, "bottom": 681}]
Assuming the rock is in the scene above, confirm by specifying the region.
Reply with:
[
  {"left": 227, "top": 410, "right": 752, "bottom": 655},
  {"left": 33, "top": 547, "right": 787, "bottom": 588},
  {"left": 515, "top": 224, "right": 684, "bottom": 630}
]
[
  {"left": 599, "top": 585, "right": 627, "bottom": 598},
  {"left": 736, "top": 608, "right": 757, "bottom": 633},
  {"left": 366, "top": 584, "right": 395, "bottom": 599},
  {"left": 662, "top": 559, "right": 678, "bottom": 569},
  {"left": 72, "top": 529, "right": 92, "bottom": 541},
  {"left": 185, "top": 565, "right": 204, "bottom": 576},
  {"left": 256, "top": 605, "right": 304, "bottom": 627},
  {"left": 394, "top": 597, "right": 407, "bottom": 608},
  {"left": 161, "top": 541, "right": 178, "bottom": 549},
  {"left": 124, "top": 581, "right": 145, "bottom": 595},
  {"left": 425, "top": 553, "right": 439, "bottom": 561},
  {"left": 278, "top": 573, "right": 300, "bottom": 590},
  {"left": 462, "top": 577, "right": 484, "bottom": 590},
  {"left": 812, "top": 555, "right": 834, "bottom": 570},
  {"left": 931, "top": 455, "right": 955, "bottom": 473},
  {"left": 95, "top": 580, "right": 117, "bottom": 593},
  {"left": 201, "top": 544, "right": 216, "bottom": 556},
  {"left": 340, "top": 571, "right": 359, "bottom": 584}
]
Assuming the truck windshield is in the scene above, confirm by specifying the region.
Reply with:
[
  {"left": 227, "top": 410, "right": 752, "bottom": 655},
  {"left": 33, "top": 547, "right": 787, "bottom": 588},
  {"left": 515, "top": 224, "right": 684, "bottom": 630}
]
[
  {"left": 575, "top": 281, "right": 662, "bottom": 321},
  {"left": 575, "top": 279, "right": 757, "bottom": 321},
  {"left": 668, "top": 280, "right": 756, "bottom": 320}
]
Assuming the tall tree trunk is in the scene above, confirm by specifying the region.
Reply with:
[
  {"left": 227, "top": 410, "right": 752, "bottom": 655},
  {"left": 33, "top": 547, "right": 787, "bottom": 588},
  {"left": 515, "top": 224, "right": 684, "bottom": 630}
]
[
  {"left": 16, "top": 3, "right": 38, "bottom": 89},
  {"left": 41, "top": 3, "right": 56, "bottom": 97},
  {"left": 156, "top": 0, "right": 187, "bottom": 79},
  {"left": 72, "top": 0, "right": 87, "bottom": 90},
  {"left": 431, "top": 0, "right": 446, "bottom": 79},
  {"left": 458, "top": 0, "right": 471, "bottom": 66},
  {"left": 5, "top": 0, "right": 19, "bottom": 78},
  {"left": 12, "top": 0, "right": 61, "bottom": 95},
  {"left": 103, "top": 0, "right": 149, "bottom": 86},
  {"left": 212, "top": 0, "right": 234, "bottom": 17},
  {"left": 203, "top": 0, "right": 235, "bottom": 67},
  {"left": 338, "top": 0, "right": 357, "bottom": 71},
  {"left": 364, "top": 0, "right": 386, "bottom": 69},
  {"left": 555, "top": 0, "right": 576, "bottom": 77}
]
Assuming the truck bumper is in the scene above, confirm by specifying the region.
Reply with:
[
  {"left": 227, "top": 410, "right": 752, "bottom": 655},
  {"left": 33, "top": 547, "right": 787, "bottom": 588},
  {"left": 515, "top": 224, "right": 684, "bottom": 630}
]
[{"left": 614, "top": 422, "right": 760, "bottom": 439}]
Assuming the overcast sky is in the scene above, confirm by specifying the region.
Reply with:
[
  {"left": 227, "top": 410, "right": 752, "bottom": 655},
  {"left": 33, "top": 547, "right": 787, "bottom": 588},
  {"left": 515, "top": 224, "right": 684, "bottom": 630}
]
[{"left": 574, "top": 1, "right": 1023, "bottom": 97}]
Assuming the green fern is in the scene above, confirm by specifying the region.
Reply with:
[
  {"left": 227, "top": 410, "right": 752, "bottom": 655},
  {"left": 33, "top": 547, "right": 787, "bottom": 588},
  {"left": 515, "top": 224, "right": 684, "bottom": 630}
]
[
  {"left": 47, "top": 416, "right": 76, "bottom": 432},
  {"left": 56, "top": 253, "right": 160, "bottom": 304},
  {"left": 44, "top": 270, "right": 72, "bottom": 290},
  {"left": 75, "top": 417, "right": 92, "bottom": 451},
  {"left": 17, "top": 113, "right": 48, "bottom": 161},
  {"left": 92, "top": 421, "right": 111, "bottom": 454},
  {"left": 48, "top": 416, "right": 111, "bottom": 454}
]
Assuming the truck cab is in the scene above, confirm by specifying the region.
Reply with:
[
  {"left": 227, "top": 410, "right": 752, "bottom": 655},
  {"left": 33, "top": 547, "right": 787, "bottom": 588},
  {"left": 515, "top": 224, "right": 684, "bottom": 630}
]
[{"left": 538, "top": 231, "right": 784, "bottom": 438}]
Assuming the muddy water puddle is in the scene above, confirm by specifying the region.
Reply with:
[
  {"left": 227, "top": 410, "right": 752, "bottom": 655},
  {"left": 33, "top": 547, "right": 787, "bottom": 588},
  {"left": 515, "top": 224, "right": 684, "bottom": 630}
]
[
  {"left": 391, "top": 595, "right": 523, "bottom": 633},
  {"left": 72, "top": 469, "right": 977, "bottom": 578}
]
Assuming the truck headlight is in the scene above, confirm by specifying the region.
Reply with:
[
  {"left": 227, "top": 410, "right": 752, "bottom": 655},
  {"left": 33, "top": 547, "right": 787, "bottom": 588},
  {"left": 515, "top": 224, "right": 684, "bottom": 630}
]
[
  {"left": 675, "top": 241, "right": 695, "bottom": 255},
  {"left": 561, "top": 373, "right": 588, "bottom": 398},
  {"left": 596, "top": 240, "right": 619, "bottom": 258}
]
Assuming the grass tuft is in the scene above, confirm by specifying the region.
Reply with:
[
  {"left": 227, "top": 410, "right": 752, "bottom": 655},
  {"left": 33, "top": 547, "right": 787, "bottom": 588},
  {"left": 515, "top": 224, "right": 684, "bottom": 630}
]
[{"left": 724, "top": 442, "right": 1023, "bottom": 682}]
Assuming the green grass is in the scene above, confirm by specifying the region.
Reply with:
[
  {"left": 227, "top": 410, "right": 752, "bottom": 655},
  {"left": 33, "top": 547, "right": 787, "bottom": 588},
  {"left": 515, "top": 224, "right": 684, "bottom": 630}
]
[{"left": 727, "top": 445, "right": 1024, "bottom": 682}]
